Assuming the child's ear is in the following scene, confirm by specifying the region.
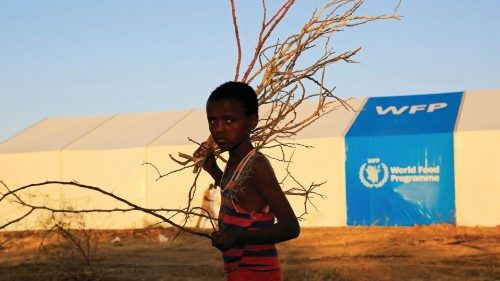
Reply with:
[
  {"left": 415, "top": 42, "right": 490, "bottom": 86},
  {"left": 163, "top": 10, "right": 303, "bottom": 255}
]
[{"left": 250, "top": 114, "right": 258, "bottom": 130}]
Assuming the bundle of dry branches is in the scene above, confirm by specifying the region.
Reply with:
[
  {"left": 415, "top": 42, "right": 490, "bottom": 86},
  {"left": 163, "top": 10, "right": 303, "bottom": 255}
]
[
  {"left": 163, "top": 0, "right": 401, "bottom": 219},
  {"left": 1, "top": 0, "right": 400, "bottom": 238}
]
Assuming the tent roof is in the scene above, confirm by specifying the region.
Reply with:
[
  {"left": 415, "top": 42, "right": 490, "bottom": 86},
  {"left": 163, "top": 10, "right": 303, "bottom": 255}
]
[
  {"left": 149, "top": 108, "right": 209, "bottom": 146},
  {"left": 0, "top": 99, "right": 360, "bottom": 153},
  {"left": 296, "top": 98, "right": 365, "bottom": 139},
  {"left": 66, "top": 110, "right": 193, "bottom": 150},
  {"left": 1, "top": 90, "right": 497, "bottom": 154},
  {"left": 0, "top": 115, "right": 113, "bottom": 153}
]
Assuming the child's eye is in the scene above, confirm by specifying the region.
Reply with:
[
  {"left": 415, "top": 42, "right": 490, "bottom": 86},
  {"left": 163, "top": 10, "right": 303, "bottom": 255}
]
[
  {"left": 208, "top": 119, "right": 216, "bottom": 124},
  {"left": 225, "top": 118, "right": 233, "bottom": 124}
]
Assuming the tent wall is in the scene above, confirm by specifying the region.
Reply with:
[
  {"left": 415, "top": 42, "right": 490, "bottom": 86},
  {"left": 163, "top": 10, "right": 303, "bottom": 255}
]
[
  {"left": 57, "top": 110, "right": 194, "bottom": 229},
  {"left": 267, "top": 98, "right": 366, "bottom": 227},
  {"left": 145, "top": 108, "right": 215, "bottom": 227},
  {"left": 345, "top": 92, "right": 463, "bottom": 226},
  {"left": 454, "top": 90, "right": 500, "bottom": 226},
  {"left": 0, "top": 116, "right": 113, "bottom": 230},
  {"left": 145, "top": 144, "right": 216, "bottom": 228},
  {"left": 269, "top": 137, "right": 348, "bottom": 226},
  {"left": 60, "top": 148, "right": 149, "bottom": 229},
  {"left": 0, "top": 151, "right": 60, "bottom": 230}
]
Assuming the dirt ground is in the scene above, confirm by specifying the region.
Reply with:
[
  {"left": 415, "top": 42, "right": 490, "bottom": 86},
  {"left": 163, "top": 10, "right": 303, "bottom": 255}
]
[{"left": 0, "top": 225, "right": 498, "bottom": 281}]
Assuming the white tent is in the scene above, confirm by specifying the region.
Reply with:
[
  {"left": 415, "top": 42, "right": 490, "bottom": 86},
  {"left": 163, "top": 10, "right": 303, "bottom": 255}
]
[{"left": 1, "top": 90, "right": 499, "bottom": 230}]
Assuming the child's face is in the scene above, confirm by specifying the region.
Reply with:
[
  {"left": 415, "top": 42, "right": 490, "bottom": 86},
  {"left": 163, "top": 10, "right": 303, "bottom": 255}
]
[{"left": 206, "top": 99, "right": 257, "bottom": 152}]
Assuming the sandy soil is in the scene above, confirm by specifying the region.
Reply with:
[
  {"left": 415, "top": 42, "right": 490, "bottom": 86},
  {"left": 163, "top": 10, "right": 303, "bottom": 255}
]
[{"left": 0, "top": 225, "right": 498, "bottom": 281}]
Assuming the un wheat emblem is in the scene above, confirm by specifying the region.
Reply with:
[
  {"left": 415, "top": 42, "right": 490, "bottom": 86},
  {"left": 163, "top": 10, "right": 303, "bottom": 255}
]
[{"left": 359, "top": 160, "right": 389, "bottom": 188}]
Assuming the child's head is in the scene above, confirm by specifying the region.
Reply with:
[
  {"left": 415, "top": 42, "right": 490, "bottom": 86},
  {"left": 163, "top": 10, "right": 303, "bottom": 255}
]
[
  {"left": 207, "top": 81, "right": 258, "bottom": 117},
  {"left": 206, "top": 82, "right": 258, "bottom": 152}
]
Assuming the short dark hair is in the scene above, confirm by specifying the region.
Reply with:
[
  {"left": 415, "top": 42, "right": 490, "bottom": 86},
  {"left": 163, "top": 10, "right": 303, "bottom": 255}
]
[{"left": 207, "top": 81, "right": 258, "bottom": 116}]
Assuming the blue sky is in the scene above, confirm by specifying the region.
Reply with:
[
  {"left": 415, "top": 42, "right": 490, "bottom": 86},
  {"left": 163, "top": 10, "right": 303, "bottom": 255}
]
[{"left": 1, "top": 1, "right": 499, "bottom": 143}]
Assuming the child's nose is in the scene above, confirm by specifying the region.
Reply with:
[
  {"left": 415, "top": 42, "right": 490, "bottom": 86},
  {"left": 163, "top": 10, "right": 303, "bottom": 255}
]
[{"left": 214, "top": 121, "right": 225, "bottom": 133}]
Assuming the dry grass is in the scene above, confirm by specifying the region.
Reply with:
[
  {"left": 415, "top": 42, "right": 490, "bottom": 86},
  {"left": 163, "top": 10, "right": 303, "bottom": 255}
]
[{"left": 0, "top": 225, "right": 499, "bottom": 281}]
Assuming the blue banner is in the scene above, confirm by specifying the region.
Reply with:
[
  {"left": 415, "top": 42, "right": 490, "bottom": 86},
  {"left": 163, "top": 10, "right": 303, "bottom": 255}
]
[{"left": 345, "top": 92, "right": 463, "bottom": 226}]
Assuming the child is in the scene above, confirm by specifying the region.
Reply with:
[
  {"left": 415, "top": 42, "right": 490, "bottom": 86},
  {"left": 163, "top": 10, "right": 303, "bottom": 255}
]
[{"left": 202, "top": 81, "right": 300, "bottom": 281}]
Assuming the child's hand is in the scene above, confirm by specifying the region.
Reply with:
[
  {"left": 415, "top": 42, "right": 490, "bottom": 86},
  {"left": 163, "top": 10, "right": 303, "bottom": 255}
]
[
  {"left": 211, "top": 230, "right": 239, "bottom": 252},
  {"left": 194, "top": 137, "right": 223, "bottom": 184},
  {"left": 202, "top": 146, "right": 218, "bottom": 173}
]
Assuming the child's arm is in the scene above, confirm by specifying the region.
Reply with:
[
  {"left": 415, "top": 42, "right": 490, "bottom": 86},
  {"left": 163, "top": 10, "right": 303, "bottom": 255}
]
[{"left": 212, "top": 155, "right": 300, "bottom": 249}]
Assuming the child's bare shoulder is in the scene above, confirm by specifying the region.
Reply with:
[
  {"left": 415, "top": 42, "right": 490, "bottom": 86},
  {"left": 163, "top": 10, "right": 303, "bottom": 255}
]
[{"left": 251, "top": 151, "right": 276, "bottom": 177}]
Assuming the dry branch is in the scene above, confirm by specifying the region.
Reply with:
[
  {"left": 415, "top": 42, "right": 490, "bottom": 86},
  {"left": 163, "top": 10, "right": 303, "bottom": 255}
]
[{"left": 0, "top": 180, "right": 212, "bottom": 239}]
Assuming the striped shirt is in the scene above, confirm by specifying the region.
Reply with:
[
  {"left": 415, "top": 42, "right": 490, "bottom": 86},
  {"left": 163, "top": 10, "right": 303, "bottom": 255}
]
[{"left": 219, "top": 149, "right": 280, "bottom": 273}]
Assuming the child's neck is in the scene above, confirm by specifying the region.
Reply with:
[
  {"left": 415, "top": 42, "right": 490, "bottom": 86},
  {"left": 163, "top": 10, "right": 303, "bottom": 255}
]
[{"left": 228, "top": 139, "right": 254, "bottom": 164}]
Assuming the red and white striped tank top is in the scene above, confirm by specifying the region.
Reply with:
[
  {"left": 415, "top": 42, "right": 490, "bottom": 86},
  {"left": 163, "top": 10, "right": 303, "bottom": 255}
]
[{"left": 219, "top": 149, "right": 280, "bottom": 273}]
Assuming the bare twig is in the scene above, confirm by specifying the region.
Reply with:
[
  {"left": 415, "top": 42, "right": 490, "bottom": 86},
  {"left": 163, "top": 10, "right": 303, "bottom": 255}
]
[{"left": 230, "top": 0, "right": 242, "bottom": 80}]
